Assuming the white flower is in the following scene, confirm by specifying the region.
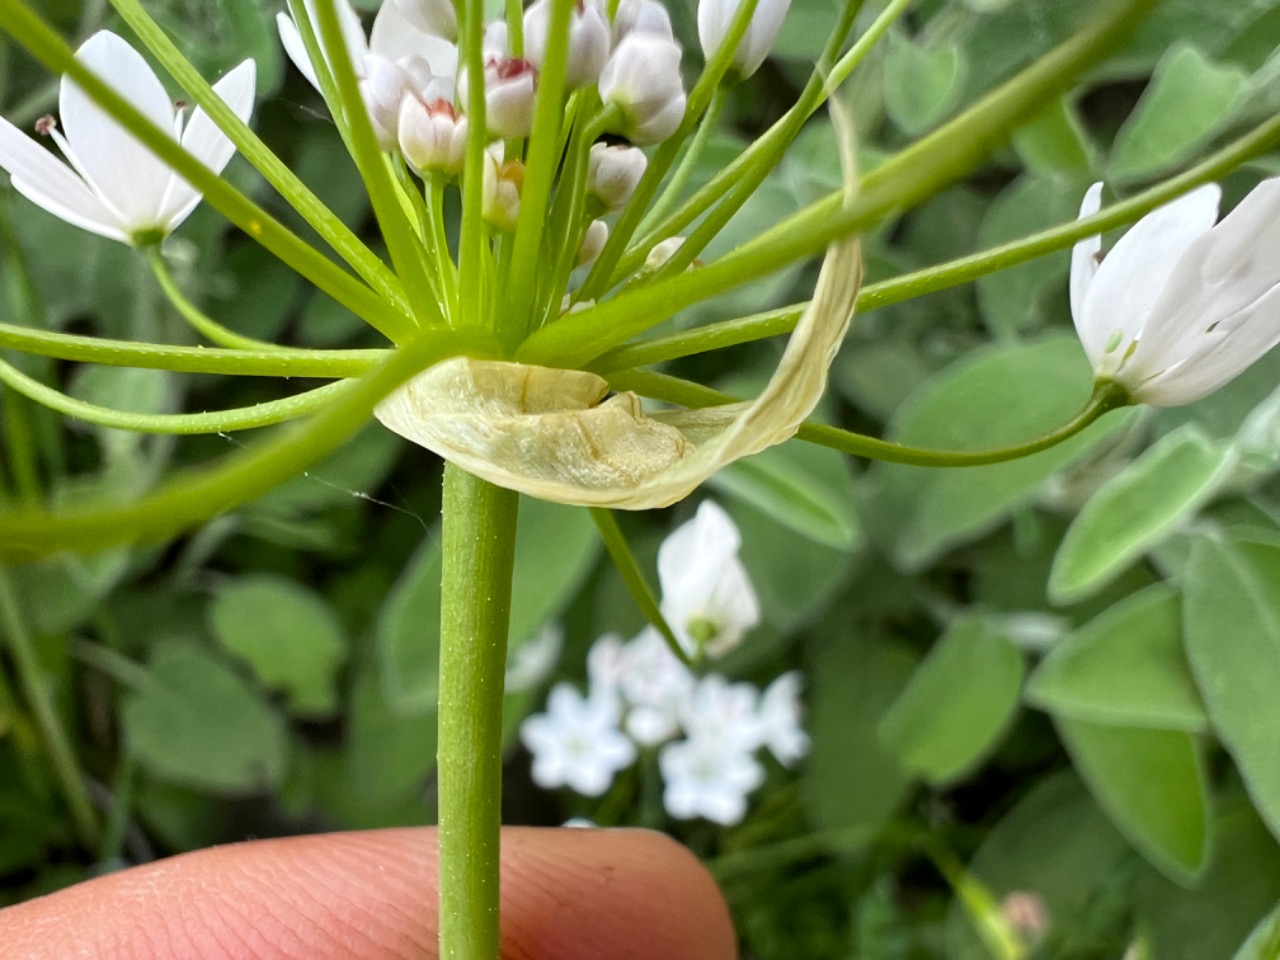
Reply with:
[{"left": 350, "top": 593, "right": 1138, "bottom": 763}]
[
  {"left": 389, "top": 0, "right": 458, "bottom": 42},
  {"left": 524, "top": 0, "right": 611, "bottom": 90},
  {"left": 398, "top": 95, "right": 468, "bottom": 176},
  {"left": 658, "top": 500, "right": 760, "bottom": 658},
  {"left": 680, "top": 674, "right": 763, "bottom": 754},
  {"left": 698, "top": 0, "right": 790, "bottom": 79},
  {"left": 757, "top": 671, "right": 808, "bottom": 766},
  {"left": 577, "top": 219, "right": 608, "bottom": 267},
  {"left": 505, "top": 623, "right": 562, "bottom": 692},
  {"left": 520, "top": 683, "right": 636, "bottom": 796},
  {"left": 458, "top": 57, "right": 538, "bottom": 140},
  {"left": 644, "top": 235, "right": 686, "bottom": 272},
  {"left": 618, "top": 626, "right": 694, "bottom": 746},
  {"left": 599, "top": 32, "right": 686, "bottom": 144},
  {"left": 587, "top": 142, "right": 648, "bottom": 211},
  {"left": 481, "top": 145, "right": 522, "bottom": 232},
  {"left": 659, "top": 735, "right": 763, "bottom": 825},
  {"left": 612, "top": 0, "right": 675, "bottom": 42},
  {"left": 0, "top": 32, "right": 255, "bottom": 246},
  {"left": 1071, "top": 178, "right": 1280, "bottom": 407}
]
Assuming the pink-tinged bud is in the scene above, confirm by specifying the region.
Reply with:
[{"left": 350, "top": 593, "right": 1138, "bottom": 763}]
[
  {"left": 577, "top": 219, "right": 608, "bottom": 267},
  {"left": 459, "top": 57, "right": 538, "bottom": 139},
  {"left": 698, "top": 0, "right": 790, "bottom": 78},
  {"left": 525, "top": 0, "right": 611, "bottom": 90},
  {"left": 587, "top": 143, "right": 647, "bottom": 210},
  {"left": 390, "top": 0, "right": 458, "bottom": 41},
  {"left": 483, "top": 147, "right": 524, "bottom": 231},
  {"left": 399, "top": 97, "right": 468, "bottom": 176},
  {"left": 599, "top": 33, "right": 686, "bottom": 145},
  {"left": 361, "top": 54, "right": 417, "bottom": 150},
  {"left": 612, "top": 0, "right": 674, "bottom": 42}
]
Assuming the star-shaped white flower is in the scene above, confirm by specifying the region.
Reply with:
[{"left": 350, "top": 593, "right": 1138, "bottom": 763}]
[
  {"left": 658, "top": 499, "right": 761, "bottom": 658},
  {"left": 0, "top": 31, "right": 255, "bottom": 246},
  {"left": 1071, "top": 178, "right": 1280, "bottom": 406},
  {"left": 520, "top": 683, "right": 636, "bottom": 796},
  {"left": 659, "top": 734, "right": 764, "bottom": 825}
]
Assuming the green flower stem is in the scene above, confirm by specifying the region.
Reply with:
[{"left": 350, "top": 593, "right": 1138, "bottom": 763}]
[
  {"left": 621, "top": 0, "right": 874, "bottom": 277},
  {"left": 504, "top": 0, "right": 573, "bottom": 331},
  {"left": 313, "top": 0, "right": 441, "bottom": 330},
  {"left": 458, "top": 0, "right": 489, "bottom": 330},
  {"left": 588, "top": 508, "right": 692, "bottom": 667},
  {"left": 0, "top": 357, "right": 356, "bottom": 434},
  {"left": 438, "top": 465, "right": 519, "bottom": 960},
  {"left": 0, "top": 320, "right": 385, "bottom": 377},
  {"left": 609, "top": 369, "right": 1130, "bottom": 467},
  {"left": 147, "top": 250, "right": 284, "bottom": 352},
  {"left": 522, "top": 0, "right": 1159, "bottom": 369},
  {"left": 0, "top": 330, "right": 492, "bottom": 561},
  {"left": 0, "top": 569, "right": 98, "bottom": 847},
  {"left": 2, "top": 389, "right": 41, "bottom": 503},
  {"left": 0, "top": 0, "right": 415, "bottom": 344},
  {"left": 575, "top": 0, "right": 765, "bottom": 304},
  {"left": 108, "top": 0, "right": 412, "bottom": 317},
  {"left": 643, "top": 84, "right": 729, "bottom": 229},
  {"left": 595, "top": 105, "right": 1280, "bottom": 371}
]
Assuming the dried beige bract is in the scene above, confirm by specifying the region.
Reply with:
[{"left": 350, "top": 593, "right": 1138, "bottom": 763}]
[{"left": 376, "top": 103, "right": 862, "bottom": 509}]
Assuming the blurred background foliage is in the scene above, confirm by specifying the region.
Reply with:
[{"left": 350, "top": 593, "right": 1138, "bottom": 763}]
[{"left": 3, "top": 0, "right": 1280, "bottom": 957}]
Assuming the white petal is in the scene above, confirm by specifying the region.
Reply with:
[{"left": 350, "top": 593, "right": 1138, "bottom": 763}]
[
  {"left": 161, "top": 59, "right": 257, "bottom": 229},
  {"left": 0, "top": 116, "right": 126, "bottom": 240},
  {"left": 61, "top": 31, "right": 177, "bottom": 230},
  {"left": 371, "top": 0, "right": 458, "bottom": 79},
  {"left": 277, "top": 11, "right": 322, "bottom": 89},
  {"left": 1079, "top": 183, "right": 1220, "bottom": 376},
  {"left": 1069, "top": 182, "right": 1103, "bottom": 326}
]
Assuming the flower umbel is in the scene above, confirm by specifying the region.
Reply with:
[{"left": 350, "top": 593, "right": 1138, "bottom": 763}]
[
  {"left": 1071, "top": 179, "right": 1280, "bottom": 407},
  {"left": 0, "top": 31, "right": 255, "bottom": 246}
]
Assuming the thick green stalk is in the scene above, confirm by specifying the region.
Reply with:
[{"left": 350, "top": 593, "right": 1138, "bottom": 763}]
[
  {"left": 438, "top": 466, "right": 519, "bottom": 960},
  {"left": 0, "top": 569, "right": 98, "bottom": 847}
]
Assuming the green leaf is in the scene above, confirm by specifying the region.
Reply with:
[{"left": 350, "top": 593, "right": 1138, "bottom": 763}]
[
  {"left": 862, "top": 336, "right": 1136, "bottom": 572},
  {"left": 1056, "top": 717, "right": 1210, "bottom": 885},
  {"left": 944, "top": 773, "right": 1131, "bottom": 960},
  {"left": 379, "top": 498, "right": 598, "bottom": 712},
  {"left": 713, "top": 440, "right": 860, "bottom": 549},
  {"left": 1026, "top": 584, "right": 1207, "bottom": 732},
  {"left": 1109, "top": 43, "right": 1247, "bottom": 182},
  {"left": 1050, "top": 426, "right": 1236, "bottom": 603},
  {"left": 803, "top": 634, "right": 916, "bottom": 842},
  {"left": 1011, "top": 97, "right": 1095, "bottom": 178},
  {"left": 884, "top": 33, "right": 966, "bottom": 136},
  {"left": 344, "top": 664, "right": 437, "bottom": 809},
  {"left": 1184, "top": 538, "right": 1280, "bottom": 843},
  {"left": 879, "top": 617, "right": 1024, "bottom": 785},
  {"left": 70, "top": 366, "right": 174, "bottom": 461},
  {"left": 123, "top": 642, "right": 288, "bottom": 795},
  {"left": 1232, "top": 901, "right": 1280, "bottom": 960},
  {"left": 208, "top": 574, "right": 348, "bottom": 716}
]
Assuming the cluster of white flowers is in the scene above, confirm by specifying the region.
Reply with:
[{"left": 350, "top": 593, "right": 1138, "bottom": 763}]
[{"left": 520, "top": 500, "right": 806, "bottom": 826}]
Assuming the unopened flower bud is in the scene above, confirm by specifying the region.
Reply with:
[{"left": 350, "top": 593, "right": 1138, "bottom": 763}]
[
  {"left": 587, "top": 143, "right": 647, "bottom": 211},
  {"left": 698, "top": 0, "right": 790, "bottom": 79},
  {"left": 525, "top": 0, "right": 612, "bottom": 90},
  {"left": 361, "top": 54, "right": 417, "bottom": 150},
  {"left": 577, "top": 219, "right": 608, "bottom": 267},
  {"left": 390, "top": 0, "right": 458, "bottom": 41},
  {"left": 459, "top": 57, "right": 538, "bottom": 139},
  {"left": 599, "top": 34, "right": 686, "bottom": 145},
  {"left": 399, "top": 96, "right": 468, "bottom": 176},
  {"left": 484, "top": 19, "right": 509, "bottom": 56},
  {"left": 645, "top": 236, "right": 685, "bottom": 271},
  {"left": 483, "top": 147, "right": 523, "bottom": 231},
  {"left": 612, "top": 0, "right": 674, "bottom": 42}
]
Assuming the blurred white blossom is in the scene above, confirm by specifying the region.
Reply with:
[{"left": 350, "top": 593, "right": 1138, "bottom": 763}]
[
  {"left": 757, "top": 671, "right": 808, "bottom": 766},
  {"left": 0, "top": 32, "right": 255, "bottom": 246},
  {"left": 659, "top": 735, "right": 764, "bottom": 826},
  {"left": 658, "top": 499, "right": 760, "bottom": 658},
  {"left": 520, "top": 683, "right": 636, "bottom": 796},
  {"left": 618, "top": 626, "right": 695, "bottom": 745},
  {"left": 698, "top": 0, "right": 790, "bottom": 79},
  {"left": 1072, "top": 179, "right": 1280, "bottom": 406}
]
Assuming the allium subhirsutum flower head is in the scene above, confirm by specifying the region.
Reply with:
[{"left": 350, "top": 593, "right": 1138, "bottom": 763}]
[
  {"left": 1072, "top": 179, "right": 1280, "bottom": 407},
  {"left": 0, "top": 31, "right": 255, "bottom": 246}
]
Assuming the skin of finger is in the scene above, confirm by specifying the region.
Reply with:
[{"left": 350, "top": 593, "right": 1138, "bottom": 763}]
[{"left": 0, "top": 827, "right": 735, "bottom": 960}]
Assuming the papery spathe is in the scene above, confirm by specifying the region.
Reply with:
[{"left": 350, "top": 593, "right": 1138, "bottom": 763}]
[
  {"left": 0, "top": 31, "right": 255, "bottom": 245},
  {"left": 1072, "top": 179, "right": 1280, "bottom": 407}
]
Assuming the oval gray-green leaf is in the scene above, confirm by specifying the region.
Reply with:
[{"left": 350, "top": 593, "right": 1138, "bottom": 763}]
[
  {"left": 1231, "top": 901, "right": 1280, "bottom": 960},
  {"left": 210, "top": 574, "right": 348, "bottom": 717},
  {"left": 1026, "top": 584, "right": 1207, "bottom": 732},
  {"left": 1056, "top": 717, "right": 1210, "bottom": 886},
  {"left": 123, "top": 642, "right": 288, "bottom": 795},
  {"left": 1184, "top": 537, "right": 1280, "bottom": 844},
  {"left": 1049, "top": 426, "right": 1235, "bottom": 604},
  {"left": 884, "top": 33, "right": 966, "bottom": 136},
  {"left": 879, "top": 617, "right": 1024, "bottom": 786}
]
